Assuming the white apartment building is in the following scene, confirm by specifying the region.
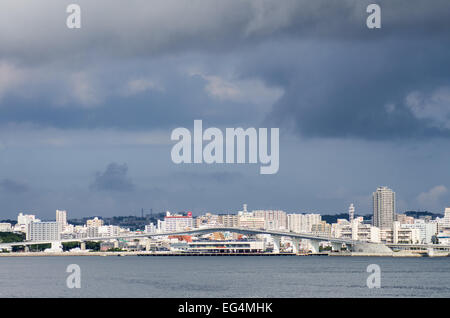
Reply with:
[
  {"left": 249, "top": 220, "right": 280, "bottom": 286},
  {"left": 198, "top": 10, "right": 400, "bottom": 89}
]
[
  {"left": 98, "top": 225, "right": 120, "bottom": 237},
  {"left": 27, "top": 221, "right": 62, "bottom": 241},
  {"left": 439, "top": 207, "right": 450, "bottom": 230},
  {"left": 164, "top": 211, "right": 193, "bottom": 232},
  {"left": 287, "top": 213, "right": 321, "bottom": 233},
  {"left": 86, "top": 217, "right": 104, "bottom": 227},
  {"left": 311, "top": 221, "right": 332, "bottom": 236},
  {"left": 157, "top": 219, "right": 166, "bottom": 232},
  {"left": 15, "top": 213, "right": 40, "bottom": 233},
  {"left": 56, "top": 210, "right": 67, "bottom": 228},
  {"left": 252, "top": 210, "right": 287, "bottom": 230},
  {"left": 86, "top": 226, "right": 99, "bottom": 238},
  {"left": 17, "top": 213, "right": 39, "bottom": 226},
  {"left": 145, "top": 223, "right": 157, "bottom": 233},
  {"left": 373, "top": 186, "right": 396, "bottom": 229},
  {"left": 238, "top": 215, "right": 265, "bottom": 229},
  {"left": 396, "top": 214, "right": 415, "bottom": 224},
  {"left": 380, "top": 221, "right": 420, "bottom": 244},
  {"left": 401, "top": 219, "right": 437, "bottom": 244},
  {"left": 195, "top": 213, "right": 220, "bottom": 228},
  {"left": 335, "top": 219, "right": 381, "bottom": 243},
  {"left": 218, "top": 214, "right": 240, "bottom": 228},
  {"left": 0, "top": 223, "right": 12, "bottom": 232}
]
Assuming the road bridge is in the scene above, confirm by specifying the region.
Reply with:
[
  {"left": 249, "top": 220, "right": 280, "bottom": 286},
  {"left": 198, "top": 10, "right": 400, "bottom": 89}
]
[{"left": 0, "top": 227, "right": 393, "bottom": 254}]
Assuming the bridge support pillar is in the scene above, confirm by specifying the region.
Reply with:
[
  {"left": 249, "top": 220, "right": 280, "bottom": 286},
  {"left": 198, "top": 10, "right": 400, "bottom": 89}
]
[
  {"left": 145, "top": 238, "right": 151, "bottom": 252},
  {"left": 331, "top": 242, "right": 342, "bottom": 252},
  {"left": 24, "top": 245, "right": 30, "bottom": 253},
  {"left": 308, "top": 240, "right": 320, "bottom": 254},
  {"left": 291, "top": 238, "right": 300, "bottom": 254},
  {"left": 272, "top": 236, "right": 281, "bottom": 254},
  {"left": 80, "top": 242, "right": 86, "bottom": 250}
]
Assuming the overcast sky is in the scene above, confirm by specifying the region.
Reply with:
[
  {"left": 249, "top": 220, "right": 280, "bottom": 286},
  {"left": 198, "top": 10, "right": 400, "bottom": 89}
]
[{"left": 0, "top": 0, "right": 450, "bottom": 219}]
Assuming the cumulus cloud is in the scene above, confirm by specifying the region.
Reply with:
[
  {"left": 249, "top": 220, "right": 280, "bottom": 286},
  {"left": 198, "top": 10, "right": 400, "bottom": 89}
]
[
  {"left": 90, "top": 163, "right": 135, "bottom": 192},
  {"left": 417, "top": 185, "right": 448, "bottom": 209},
  {"left": 405, "top": 87, "right": 450, "bottom": 130},
  {"left": 0, "top": 0, "right": 449, "bottom": 63},
  {"left": 199, "top": 73, "right": 283, "bottom": 105},
  {"left": 123, "top": 78, "right": 164, "bottom": 96}
]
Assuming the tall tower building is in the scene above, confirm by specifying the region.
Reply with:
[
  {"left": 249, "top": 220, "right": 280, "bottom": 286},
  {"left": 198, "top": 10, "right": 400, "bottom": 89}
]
[
  {"left": 349, "top": 203, "right": 355, "bottom": 223},
  {"left": 372, "top": 186, "right": 396, "bottom": 229},
  {"left": 56, "top": 210, "right": 67, "bottom": 227}
]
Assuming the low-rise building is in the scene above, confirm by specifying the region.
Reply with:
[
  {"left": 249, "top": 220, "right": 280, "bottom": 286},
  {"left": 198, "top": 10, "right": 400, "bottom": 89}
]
[
  {"left": 380, "top": 221, "right": 420, "bottom": 244},
  {"left": 0, "top": 223, "right": 12, "bottom": 232},
  {"left": 336, "top": 219, "right": 381, "bottom": 243},
  {"left": 86, "top": 217, "right": 104, "bottom": 227},
  {"left": 171, "top": 240, "right": 265, "bottom": 253},
  {"left": 401, "top": 219, "right": 438, "bottom": 244},
  {"left": 218, "top": 214, "right": 239, "bottom": 228}
]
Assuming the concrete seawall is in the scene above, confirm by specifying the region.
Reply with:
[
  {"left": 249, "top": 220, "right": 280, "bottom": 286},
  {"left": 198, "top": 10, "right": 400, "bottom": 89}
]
[{"left": 1, "top": 251, "right": 448, "bottom": 257}]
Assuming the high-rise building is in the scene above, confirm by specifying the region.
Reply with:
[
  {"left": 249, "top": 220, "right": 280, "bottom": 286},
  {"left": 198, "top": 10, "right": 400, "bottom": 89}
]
[
  {"left": 348, "top": 203, "right": 355, "bottom": 223},
  {"left": 372, "top": 186, "right": 396, "bottom": 229},
  {"left": 56, "top": 210, "right": 67, "bottom": 228},
  {"left": 27, "top": 221, "right": 62, "bottom": 241}
]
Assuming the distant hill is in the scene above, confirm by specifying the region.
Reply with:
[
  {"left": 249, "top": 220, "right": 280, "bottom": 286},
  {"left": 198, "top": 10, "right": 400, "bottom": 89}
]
[
  {"left": 68, "top": 213, "right": 166, "bottom": 231},
  {"left": 0, "top": 219, "right": 17, "bottom": 225},
  {"left": 403, "top": 211, "right": 443, "bottom": 219},
  {"left": 321, "top": 211, "right": 444, "bottom": 224},
  {"left": 321, "top": 213, "right": 371, "bottom": 224}
]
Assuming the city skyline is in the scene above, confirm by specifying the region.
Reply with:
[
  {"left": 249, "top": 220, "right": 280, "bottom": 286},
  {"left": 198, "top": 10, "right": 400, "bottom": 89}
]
[{"left": 2, "top": 190, "right": 447, "bottom": 222}]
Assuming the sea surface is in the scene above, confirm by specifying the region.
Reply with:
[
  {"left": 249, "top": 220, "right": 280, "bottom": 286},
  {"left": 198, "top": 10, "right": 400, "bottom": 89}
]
[{"left": 0, "top": 256, "right": 449, "bottom": 297}]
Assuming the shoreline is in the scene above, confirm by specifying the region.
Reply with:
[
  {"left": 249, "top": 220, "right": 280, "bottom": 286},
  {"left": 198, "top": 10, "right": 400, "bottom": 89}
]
[{"left": 1, "top": 251, "right": 448, "bottom": 257}]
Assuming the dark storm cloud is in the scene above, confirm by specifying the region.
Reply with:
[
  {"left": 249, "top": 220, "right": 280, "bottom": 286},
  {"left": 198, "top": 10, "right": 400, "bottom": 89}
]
[
  {"left": 0, "top": 68, "right": 268, "bottom": 130},
  {"left": 0, "top": 0, "right": 449, "bottom": 140},
  {"left": 233, "top": 34, "right": 450, "bottom": 140},
  {"left": 0, "top": 178, "right": 29, "bottom": 193},
  {"left": 90, "top": 163, "right": 135, "bottom": 192},
  {"left": 0, "top": 0, "right": 449, "bottom": 64}
]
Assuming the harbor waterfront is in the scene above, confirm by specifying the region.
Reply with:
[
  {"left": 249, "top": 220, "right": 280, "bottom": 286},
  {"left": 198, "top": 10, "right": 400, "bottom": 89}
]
[
  {"left": 0, "top": 250, "right": 448, "bottom": 257},
  {"left": 0, "top": 256, "right": 449, "bottom": 298}
]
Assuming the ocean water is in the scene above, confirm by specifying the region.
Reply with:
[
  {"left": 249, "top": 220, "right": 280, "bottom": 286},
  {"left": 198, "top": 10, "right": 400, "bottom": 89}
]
[{"left": 0, "top": 256, "right": 449, "bottom": 297}]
